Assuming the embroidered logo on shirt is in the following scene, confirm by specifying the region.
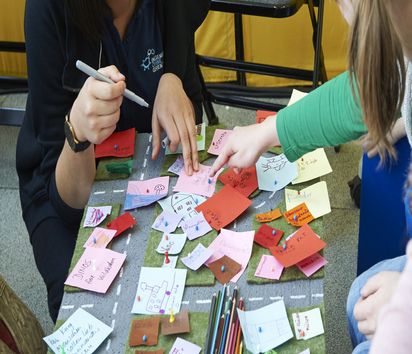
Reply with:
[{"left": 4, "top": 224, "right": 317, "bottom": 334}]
[{"left": 141, "top": 48, "right": 163, "bottom": 73}]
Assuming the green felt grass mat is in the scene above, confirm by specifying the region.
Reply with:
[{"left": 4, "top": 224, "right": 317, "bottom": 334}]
[
  {"left": 143, "top": 205, "right": 217, "bottom": 286},
  {"left": 160, "top": 124, "right": 227, "bottom": 177},
  {"left": 247, "top": 181, "right": 325, "bottom": 285},
  {"left": 95, "top": 157, "right": 132, "bottom": 181},
  {"left": 64, "top": 203, "right": 121, "bottom": 293},
  {"left": 124, "top": 312, "right": 207, "bottom": 353}
]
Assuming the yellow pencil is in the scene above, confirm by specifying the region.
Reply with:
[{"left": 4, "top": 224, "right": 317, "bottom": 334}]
[{"left": 239, "top": 341, "right": 243, "bottom": 354}]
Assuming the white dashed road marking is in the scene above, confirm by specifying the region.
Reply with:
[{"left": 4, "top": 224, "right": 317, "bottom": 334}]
[
  {"left": 113, "top": 189, "right": 124, "bottom": 193},
  {"left": 311, "top": 293, "right": 324, "bottom": 298},
  {"left": 254, "top": 201, "right": 266, "bottom": 209},
  {"left": 290, "top": 295, "right": 306, "bottom": 300},
  {"left": 94, "top": 191, "right": 106, "bottom": 195},
  {"left": 126, "top": 233, "right": 131, "bottom": 245},
  {"left": 106, "top": 339, "right": 111, "bottom": 351},
  {"left": 61, "top": 305, "right": 74, "bottom": 310},
  {"left": 112, "top": 302, "right": 118, "bottom": 315},
  {"left": 196, "top": 299, "right": 211, "bottom": 304},
  {"left": 248, "top": 297, "right": 264, "bottom": 302},
  {"left": 81, "top": 304, "right": 94, "bottom": 309},
  {"left": 117, "top": 284, "right": 122, "bottom": 296}
]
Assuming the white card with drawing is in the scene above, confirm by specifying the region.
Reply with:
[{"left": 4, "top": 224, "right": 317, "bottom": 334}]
[
  {"left": 256, "top": 155, "right": 298, "bottom": 192},
  {"left": 43, "top": 308, "right": 112, "bottom": 354},
  {"left": 158, "top": 192, "right": 206, "bottom": 220},
  {"left": 168, "top": 155, "right": 185, "bottom": 176},
  {"left": 180, "top": 212, "right": 212, "bottom": 240},
  {"left": 181, "top": 243, "right": 214, "bottom": 271},
  {"left": 237, "top": 300, "right": 293, "bottom": 353},
  {"left": 292, "top": 307, "right": 324, "bottom": 340},
  {"left": 83, "top": 206, "right": 112, "bottom": 227},
  {"left": 152, "top": 210, "right": 182, "bottom": 234},
  {"left": 156, "top": 232, "right": 187, "bottom": 255},
  {"left": 131, "top": 267, "right": 187, "bottom": 315}
]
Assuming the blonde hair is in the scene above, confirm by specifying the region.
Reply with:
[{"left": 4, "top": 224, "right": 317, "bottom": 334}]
[{"left": 348, "top": 0, "right": 406, "bottom": 161}]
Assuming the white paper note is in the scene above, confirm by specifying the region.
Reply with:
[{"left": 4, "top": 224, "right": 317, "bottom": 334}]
[
  {"left": 292, "top": 308, "right": 324, "bottom": 340},
  {"left": 181, "top": 243, "right": 214, "bottom": 271},
  {"left": 156, "top": 232, "right": 187, "bottom": 255},
  {"left": 256, "top": 155, "right": 298, "bottom": 192}
]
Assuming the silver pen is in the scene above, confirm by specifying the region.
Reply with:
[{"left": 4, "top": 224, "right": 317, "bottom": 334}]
[{"left": 76, "top": 60, "right": 149, "bottom": 108}]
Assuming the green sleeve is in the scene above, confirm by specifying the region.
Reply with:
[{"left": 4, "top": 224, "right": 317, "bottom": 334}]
[{"left": 276, "top": 71, "right": 367, "bottom": 162}]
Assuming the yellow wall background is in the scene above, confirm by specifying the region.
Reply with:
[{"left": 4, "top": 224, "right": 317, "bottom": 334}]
[{"left": 0, "top": 0, "right": 349, "bottom": 85}]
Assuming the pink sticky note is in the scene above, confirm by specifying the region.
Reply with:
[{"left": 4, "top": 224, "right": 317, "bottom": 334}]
[
  {"left": 124, "top": 177, "right": 169, "bottom": 210},
  {"left": 207, "top": 129, "right": 233, "bottom": 155},
  {"left": 65, "top": 248, "right": 126, "bottom": 293},
  {"left": 254, "top": 255, "right": 284, "bottom": 280},
  {"left": 173, "top": 164, "right": 221, "bottom": 198},
  {"left": 83, "top": 228, "right": 117, "bottom": 249},
  {"left": 170, "top": 337, "right": 201, "bottom": 354},
  {"left": 83, "top": 206, "right": 112, "bottom": 228},
  {"left": 206, "top": 229, "right": 254, "bottom": 282},
  {"left": 296, "top": 253, "right": 327, "bottom": 277}
]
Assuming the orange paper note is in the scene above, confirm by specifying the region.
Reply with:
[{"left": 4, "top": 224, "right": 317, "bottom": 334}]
[
  {"left": 283, "top": 203, "right": 314, "bottom": 226},
  {"left": 255, "top": 208, "right": 282, "bottom": 223},
  {"left": 254, "top": 224, "right": 283, "bottom": 249},
  {"left": 256, "top": 110, "right": 277, "bottom": 124},
  {"left": 270, "top": 224, "right": 326, "bottom": 267},
  {"left": 95, "top": 128, "right": 136, "bottom": 158},
  {"left": 195, "top": 185, "right": 252, "bottom": 230},
  {"left": 218, "top": 166, "right": 258, "bottom": 197}
]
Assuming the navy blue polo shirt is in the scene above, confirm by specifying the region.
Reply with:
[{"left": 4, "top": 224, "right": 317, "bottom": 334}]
[{"left": 102, "top": 0, "right": 163, "bottom": 133}]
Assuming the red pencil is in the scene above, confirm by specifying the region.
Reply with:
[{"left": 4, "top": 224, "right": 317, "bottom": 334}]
[{"left": 214, "top": 315, "right": 225, "bottom": 354}]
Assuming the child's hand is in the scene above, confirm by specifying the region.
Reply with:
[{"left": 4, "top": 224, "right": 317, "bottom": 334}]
[{"left": 209, "top": 115, "right": 279, "bottom": 176}]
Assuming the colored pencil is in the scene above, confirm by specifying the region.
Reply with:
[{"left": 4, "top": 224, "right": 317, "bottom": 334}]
[
  {"left": 218, "top": 311, "right": 231, "bottom": 354},
  {"left": 224, "top": 296, "right": 237, "bottom": 353},
  {"left": 214, "top": 315, "right": 225, "bottom": 354},
  {"left": 210, "top": 285, "right": 226, "bottom": 354},
  {"left": 228, "top": 300, "right": 239, "bottom": 354},
  {"left": 204, "top": 292, "right": 217, "bottom": 353},
  {"left": 234, "top": 299, "right": 244, "bottom": 354},
  {"left": 239, "top": 341, "right": 243, "bottom": 354}
]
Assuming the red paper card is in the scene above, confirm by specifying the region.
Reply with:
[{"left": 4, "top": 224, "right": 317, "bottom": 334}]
[
  {"left": 208, "top": 255, "right": 242, "bottom": 284},
  {"left": 254, "top": 224, "right": 283, "bottom": 249},
  {"left": 107, "top": 212, "right": 137, "bottom": 237},
  {"left": 218, "top": 166, "right": 258, "bottom": 197},
  {"left": 270, "top": 224, "right": 326, "bottom": 267},
  {"left": 95, "top": 128, "right": 136, "bottom": 158},
  {"left": 195, "top": 185, "right": 252, "bottom": 230},
  {"left": 255, "top": 208, "right": 282, "bottom": 223},
  {"left": 256, "top": 110, "right": 277, "bottom": 124},
  {"left": 283, "top": 203, "right": 314, "bottom": 226}
]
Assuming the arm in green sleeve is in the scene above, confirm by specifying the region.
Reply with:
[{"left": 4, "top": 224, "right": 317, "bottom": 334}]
[{"left": 276, "top": 71, "right": 367, "bottom": 162}]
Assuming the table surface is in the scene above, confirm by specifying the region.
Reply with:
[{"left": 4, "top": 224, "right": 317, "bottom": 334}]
[{"left": 57, "top": 133, "right": 324, "bottom": 353}]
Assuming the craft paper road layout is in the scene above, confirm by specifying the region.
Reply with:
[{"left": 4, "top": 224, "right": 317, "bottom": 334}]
[
  {"left": 165, "top": 123, "right": 206, "bottom": 155},
  {"left": 256, "top": 155, "right": 298, "bottom": 192},
  {"left": 195, "top": 185, "right": 252, "bottom": 230},
  {"left": 173, "top": 164, "right": 221, "bottom": 198},
  {"left": 131, "top": 267, "right": 187, "bottom": 315},
  {"left": 43, "top": 308, "right": 112, "bottom": 354},
  {"left": 83, "top": 227, "right": 116, "bottom": 249},
  {"left": 237, "top": 300, "right": 293, "bottom": 353},
  {"left": 181, "top": 243, "right": 213, "bottom": 271},
  {"left": 83, "top": 206, "right": 112, "bottom": 227},
  {"left": 180, "top": 212, "right": 212, "bottom": 240},
  {"left": 285, "top": 181, "right": 331, "bottom": 218},
  {"left": 158, "top": 193, "right": 206, "bottom": 220},
  {"left": 64, "top": 247, "right": 126, "bottom": 293},
  {"left": 207, "top": 129, "right": 233, "bottom": 155},
  {"left": 152, "top": 210, "right": 182, "bottom": 234},
  {"left": 156, "top": 233, "right": 187, "bottom": 255},
  {"left": 292, "top": 149, "right": 332, "bottom": 184},
  {"left": 95, "top": 127, "right": 135, "bottom": 158},
  {"left": 124, "top": 177, "right": 169, "bottom": 210},
  {"left": 205, "top": 228, "right": 254, "bottom": 282}
]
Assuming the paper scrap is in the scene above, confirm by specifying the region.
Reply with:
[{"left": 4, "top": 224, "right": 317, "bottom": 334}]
[
  {"left": 299, "top": 350, "right": 310, "bottom": 354},
  {"left": 195, "top": 185, "right": 252, "bottom": 230},
  {"left": 152, "top": 210, "right": 182, "bottom": 234},
  {"left": 292, "top": 308, "right": 324, "bottom": 340},
  {"left": 237, "top": 300, "right": 293, "bottom": 354},
  {"left": 124, "top": 177, "right": 169, "bottom": 210},
  {"left": 168, "top": 155, "right": 185, "bottom": 176},
  {"left": 283, "top": 203, "right": 315, "bottom": 227},
  {"left": 166, "top": 123, "right": 206, "bottom": 155},
  {"left": 180, "top": 212, "right": 212, "bottom": 240},
  {"left": 83, "top": 206, "right": 112, "bottom": 227},
  {"left": 107, "top": 212, "right": 137, "bottom": 237},
  {"left": 169, "top": 337, "right": 201, "bottom": 354},
  {"left": 208, "top": 255, "right": 242, "bottom": 284},
  {"left": 207, "top": 129, "right": 233, "bottom": 155},
  {"left": 270, "top": 224, "right": 326, "bottom": 267},
  {"left": 285, "top": 181, "right": 331, "bottom": 219},
  {"left": 162, "top": 255, "right": 178, "bottom": 269},
  {"left": 83, "top": 227, "right": 116, "bottom": 249},
  {"left": 43, "top": 308, "right": 112, "bottom": 354},
  {"left": 95, "top": 128, "right": 135, "bottom": 158},
  {"left": 255, "top": 208, "right": 282, "bottom": 223},
  {"left": 156, "top": 233, "right": 187, "bottom": 255},
  {"left": 136, "top": 350, "right": 164, "bottom": 354},
  {"left": 292, "top": 149, "right": 332, "bottom": 184},
  {"left": 65, "top": 247, "right": 125, "bottom": 293},
  {"left": 218, "top": 166, "right": 258, "bottom": 197},
  {"left": 296, "top": 253, "right": 327, "bottom": 277},
  {"left": 181, "top": 243, "right": 213, "bottom": 271},
  {"left": 256, "top": 110, "right": 277, "bottom": 124},
  {"left": 131, "top": 267, "right": 187, "bottom": 315},
  {"left": 129, "top": 317, "right": 160, "bottom": 346},
  {"left": 256, "top": 155, "right": 298, "bottom": 192},
  {"left": 254, "top": 224, "right": 283, "bottom": 249},
  {"left": 206, "top": 229, "right": 254, "bottom": 282},
  {"left": 160, "top": 310, "right": 190, "bottom": 336},
  {"left": 287, "top": 89, "right": 308, "bottom": 107},
  {"left": 254, "top": 255, "right": 284, "bottom": 281},
  {"left": 158, "top": 193, "right": 206, "bottom": 220}
]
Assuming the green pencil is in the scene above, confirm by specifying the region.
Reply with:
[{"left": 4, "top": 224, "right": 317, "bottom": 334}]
[{"left": 204, "top": 292, "right": 217, "bottom": 353}]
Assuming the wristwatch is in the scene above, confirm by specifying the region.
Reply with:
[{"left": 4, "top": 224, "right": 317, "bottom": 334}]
[{"left": 64, "top": 111, "right": 91, "bottom": 152}]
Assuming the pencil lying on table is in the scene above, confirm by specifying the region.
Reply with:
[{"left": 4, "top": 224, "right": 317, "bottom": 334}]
[{"left": 204, "top": 292, "right": 217, "bottom": 353}]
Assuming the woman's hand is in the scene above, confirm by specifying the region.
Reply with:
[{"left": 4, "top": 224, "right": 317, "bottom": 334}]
[
  {"left": 151, "top": 73, "right": 199, "bottom": 175},
  {"left": 363, "top": 117, "right": 406, "bottom": 158},
  {"left": 210, "top": 115, "right": 280, "bottom": 176},
  {"left": 69, "top": 65, "right": 125, "bottom": 144}
]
